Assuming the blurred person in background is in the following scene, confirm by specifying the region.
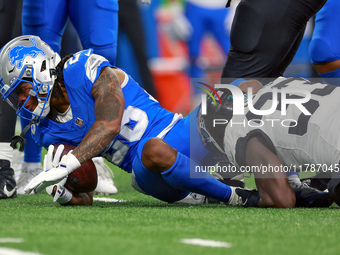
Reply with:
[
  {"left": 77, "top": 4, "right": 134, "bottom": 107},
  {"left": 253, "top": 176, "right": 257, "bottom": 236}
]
[
  {"left": 117, "top": 0, "right": 157, "bottom": 98},
  {"left": 184, "top": 0, "right": 231, "bottom": 80}
]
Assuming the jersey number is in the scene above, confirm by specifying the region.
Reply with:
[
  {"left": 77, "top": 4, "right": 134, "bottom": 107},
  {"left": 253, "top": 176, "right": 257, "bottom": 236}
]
[
  {"left": 102, "top": 106, "right": 148, "bottom": 165},
  {"left": 246, "top": 84, "right": 335, "bottom": 136}
]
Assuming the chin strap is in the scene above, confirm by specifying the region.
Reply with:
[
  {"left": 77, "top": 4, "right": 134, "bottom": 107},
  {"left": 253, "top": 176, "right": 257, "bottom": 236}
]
[{"left": 10, "top": 118, "right": 37, "bottom": 151}]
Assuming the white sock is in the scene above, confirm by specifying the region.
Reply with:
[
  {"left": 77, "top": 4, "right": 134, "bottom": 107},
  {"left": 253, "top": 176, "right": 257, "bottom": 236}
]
[
  {"left": 0, "top": 142, "right": 13, "bottom": 164},
  {"left": 287, "top": 172, "right": 301, "bottom": 185}
]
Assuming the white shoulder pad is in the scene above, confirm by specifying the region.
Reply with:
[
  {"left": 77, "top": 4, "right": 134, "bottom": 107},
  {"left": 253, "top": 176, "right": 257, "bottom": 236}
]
[{"left": 85, "top": 53, "right": 108, "bottom": 83}]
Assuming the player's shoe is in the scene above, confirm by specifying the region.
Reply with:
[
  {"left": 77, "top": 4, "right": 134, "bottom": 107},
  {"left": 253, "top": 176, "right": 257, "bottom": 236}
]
[
  {"left": 198, "top": 172, "right": 246, "bottom": 204},
  {"left": 328, "top": 181, "right": 340, "bottom": 207},
  {"left": 300, "top": 172, "right": 331, "bottom": 191},
  {"left": 17, "top": 162, "right": 43, "bottom": 195},
  {"left": 92, "top": 157, "right": 118, "bottom": 195},
  {"left": 289, "top": 181, "right": 333, "bottom": 208},
  {"left": 227, "top": 187, "right": 260, "bottom": 207},
  {"left": 0, "top": 160, "right": 17, "bottom": 199},
  {"left": 212, "top": 172, "right": 245, "bottom": 188},
  {"left": 174, "top": 192, "right": 208, "bottom": 204}
]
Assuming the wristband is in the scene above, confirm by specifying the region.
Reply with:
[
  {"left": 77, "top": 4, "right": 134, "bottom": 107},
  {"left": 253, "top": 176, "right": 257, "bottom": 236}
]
[{"left": 55, "top": 188, "right": 72, "bottom": 204}]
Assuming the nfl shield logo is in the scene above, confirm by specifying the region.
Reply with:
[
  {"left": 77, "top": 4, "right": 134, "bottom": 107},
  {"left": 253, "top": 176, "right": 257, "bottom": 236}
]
[{"left": 75, "top": 117, "right": 84, "bottom": 127}]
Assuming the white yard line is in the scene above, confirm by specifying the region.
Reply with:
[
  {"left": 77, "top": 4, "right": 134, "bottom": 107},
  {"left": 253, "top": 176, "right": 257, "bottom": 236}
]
[
  {"left": 0, "top": 238, "right": 43, "bottom": 254},
  {"left": 0, "top": 238, "right": 24, "bottom": 243},
  {"left": 93, "top": 197, "right": 126, "bottom": 203},
  {"left": 180, "top": 238, "right": 232, "bottom": 248},
  {"left": 0, "top": 247, "right": 43, "bottom": 255}
]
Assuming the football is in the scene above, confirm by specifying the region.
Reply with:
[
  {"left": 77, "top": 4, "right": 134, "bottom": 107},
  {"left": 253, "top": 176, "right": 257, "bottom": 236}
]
[{"left": 52, "top": 144, "right": 98, "bottom": 193}]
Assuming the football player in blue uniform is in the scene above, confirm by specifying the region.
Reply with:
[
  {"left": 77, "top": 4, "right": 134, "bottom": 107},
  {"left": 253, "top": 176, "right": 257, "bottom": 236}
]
[
  {"left": 0, "top": 35, "right": 260, "bottom": 207},
  {"left": 18, "top": 0, "right": 121, "bottom": 194},
  {"left": 309, "top": 0, "right": 340, "bottom": 85}
]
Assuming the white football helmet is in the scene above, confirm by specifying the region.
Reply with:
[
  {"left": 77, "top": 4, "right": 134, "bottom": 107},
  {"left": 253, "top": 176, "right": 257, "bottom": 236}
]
[{"left": 0, "top": 35, "right": 60, "bottom": 120}]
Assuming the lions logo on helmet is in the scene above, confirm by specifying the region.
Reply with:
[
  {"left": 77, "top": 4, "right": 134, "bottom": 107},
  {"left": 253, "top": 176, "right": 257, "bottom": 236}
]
[
  {"left": 0, "top": 35, "right": 60, "bottom": 120},
  {"left": 9, "top": 37, "right": 46, "bottom": 69}
]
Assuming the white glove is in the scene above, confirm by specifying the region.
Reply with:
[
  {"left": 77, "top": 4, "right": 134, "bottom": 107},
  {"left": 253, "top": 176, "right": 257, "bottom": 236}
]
[
  {"left": 45, "top": 177, "right": 72, "bottom": 204},
  {"left": 24, "top": 151, "right": 81, "bottom": 194},
  {"left": 44, "top": 145, "right": 72, "bottom": 203},
  {"left": 44, "top": 144, "right": 64, "bottom": 170},
  {"left": 140, "top": 0, "right": 151, "bottom": 4}
]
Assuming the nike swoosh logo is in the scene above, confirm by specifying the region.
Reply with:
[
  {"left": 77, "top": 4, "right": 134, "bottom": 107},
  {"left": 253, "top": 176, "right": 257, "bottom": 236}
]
[{"left": 4, "top": 184, "right": 17, "bottom": 197}]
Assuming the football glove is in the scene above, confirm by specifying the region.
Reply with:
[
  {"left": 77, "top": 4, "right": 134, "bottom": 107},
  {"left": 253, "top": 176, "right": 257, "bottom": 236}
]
[
  {"left": 44, "top": 144, "right": 64, "bottom": 170},
  {"left": 24, "top": 151, "right": 80, "bottom": 194},
  {"left": 45, "top": 177, "right": 72, "bottom": 204}
]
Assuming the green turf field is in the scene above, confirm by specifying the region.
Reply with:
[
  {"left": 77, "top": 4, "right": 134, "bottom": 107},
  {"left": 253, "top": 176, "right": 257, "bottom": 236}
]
[{"left": 1, "top": 161, "right": 340, "bottom": 255}]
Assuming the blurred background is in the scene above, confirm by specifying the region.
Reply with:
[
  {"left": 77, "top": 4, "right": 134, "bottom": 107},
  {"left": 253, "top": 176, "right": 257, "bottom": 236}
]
[
  {"left": 8, "top": 0, "right": 319, "bottom": 118},
  {"left": 114, "top": 0, "right": 317, "bottom": 115}
]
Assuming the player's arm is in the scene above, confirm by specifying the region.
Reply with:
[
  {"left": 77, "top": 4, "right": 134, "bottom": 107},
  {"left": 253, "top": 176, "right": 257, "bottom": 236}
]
[
  {"left": 67, "top": 192, "right": 93, "bottom": 206},
  {"left": 72, "top": 67, "right": 125, "bottom": 164},
  {"left": 23, "top": 69, "right": 124, "bottom": 195},
  {"left": 245, "top": 137, "right": 296, "bottom": 208}
]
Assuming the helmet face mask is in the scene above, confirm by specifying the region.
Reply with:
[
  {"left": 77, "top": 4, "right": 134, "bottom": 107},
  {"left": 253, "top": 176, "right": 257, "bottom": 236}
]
[
  {"left": 3, "top": 69, "right": 52, "bottom": 120},
  {"left": 0, "top": 35, "right": 60, "bottom": 120}
]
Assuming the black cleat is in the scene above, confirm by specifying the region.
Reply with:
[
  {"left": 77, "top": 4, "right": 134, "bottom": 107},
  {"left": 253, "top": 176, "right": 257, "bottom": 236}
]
[
  {"left": 227, "top": 187, "right": 260, "bottom": 207},
  {"left": 300, "top": 172, "right": 331, "bottom": 191},
  {"left": 327, "top": 177, "right": 340, "bottom": 207},
  {"left": 0, "top": 160, "right": 17, "bottom": 199},
  {"left": 212, "top": 172, "right": 245, "bottom": 188},
  {"left": 290, "top": 182, "right": 333, "bottom": 208},
  {"left": 329, "top": 183, "right": 340, "bottom": 207}
]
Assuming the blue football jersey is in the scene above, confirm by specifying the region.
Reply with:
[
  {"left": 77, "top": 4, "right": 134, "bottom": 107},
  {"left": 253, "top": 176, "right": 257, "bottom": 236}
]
[{"left": 32, "top": 49, "right": 180, "bottom": 172}]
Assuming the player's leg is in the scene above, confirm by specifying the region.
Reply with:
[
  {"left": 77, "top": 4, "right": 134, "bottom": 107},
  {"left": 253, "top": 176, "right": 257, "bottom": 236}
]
[
  {"left": 21, "top": 0, "right": 68, "bottom": 53},
  {"left": 0, "top": 101, "right": 17, "bottom": 199},
  {"left": 327, "top": 171, "right": 340, "bottom": 206},
  {"left": 221, "top": 0, "right": 327, "bottom": 79},
  {"left": 170, "top": 106, "right": 252, "bottom": 203},
  {"left": 118, "top": 0, "right": 157, "bottom": 98},
  {"left": 69, "top": 0, "right": 118, "bottom": 65},
  {"left": 0, "top": 0, "right": 22, "bottom": 199},
  {"left": 15, "top": 116, "right": 43, "bottom": 194},
  {"left": 309, "top": 0, "right": 340, "bottom": 85},
  {"left": 245, "top": 137, "right": 296, "bottom": 208},
  {"left": 131, "top": 137, "right": 190, "bottom": 203},
  {"left": 132, "top": 137, "right": 231, "bottom": 203},
  {"left": 247, "top": 136, "right": 332, "bottom": 208}
]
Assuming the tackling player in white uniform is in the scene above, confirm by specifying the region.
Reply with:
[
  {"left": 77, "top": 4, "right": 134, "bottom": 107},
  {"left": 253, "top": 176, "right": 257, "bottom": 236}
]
[
  {"left": 199, "top": 77, "right": 338, "bottom": 207},
  {"left": 224, "top": 77, "right": 340, "bottom": 169}
]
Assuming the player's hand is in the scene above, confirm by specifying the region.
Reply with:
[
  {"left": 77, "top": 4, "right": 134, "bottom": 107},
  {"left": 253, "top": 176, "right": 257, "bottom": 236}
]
[
  {"left": 140, "top": 0, "right": 151, "bottom": 4},
  {"left": 44, "top": 144, "right": 64, "bottom": 170},
  {"left": 24, "top": 152, "right": 81, "bottom": 194},
  {"left": 45, "top": 177, "right": 73, "bottom": 204}
]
